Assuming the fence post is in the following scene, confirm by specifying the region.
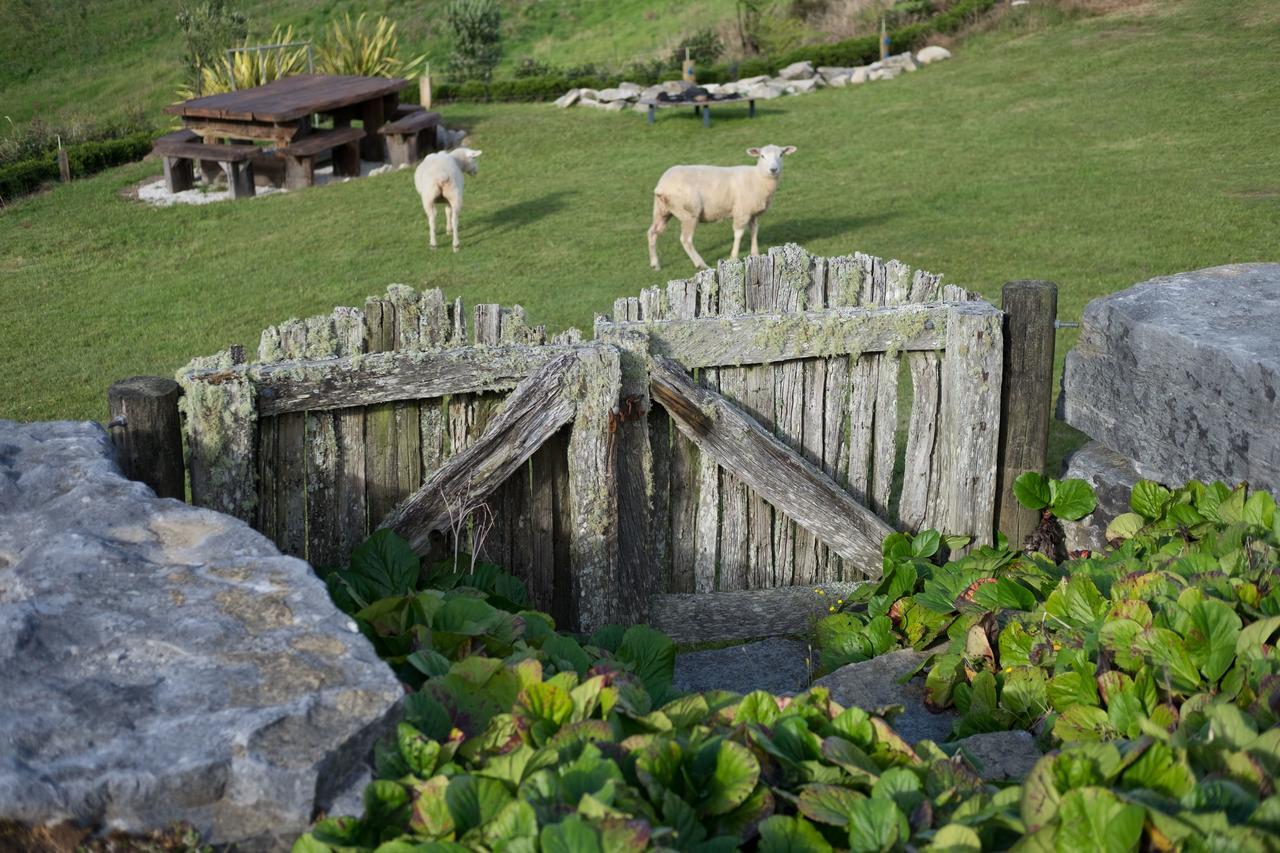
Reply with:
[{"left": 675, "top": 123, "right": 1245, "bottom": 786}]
[
  {"left": 107, "top": 376, "right": 185, "bottom": 500},
  {"left": 177, "top": 354, "right": 258, "bottom": 523},
  {"left": 995, "top": 280, "right": 1058, "bottom": 548}
]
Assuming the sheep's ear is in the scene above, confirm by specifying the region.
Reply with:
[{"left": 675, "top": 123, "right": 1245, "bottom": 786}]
[
  {"left": 746, "top": 147, "right": 761, "bottom": 157},
  {"left": 782, "top": 146, "right": 797, "bottom": 155},
  {"left": 470, "top": 150, "right": 482, "bottom": 157}
]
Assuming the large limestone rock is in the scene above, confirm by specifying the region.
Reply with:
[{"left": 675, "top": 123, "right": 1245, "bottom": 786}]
[
  {"left": 777, "top": 60, "right": 816, "bottom": 80},
  {"left": 0, "top": 421, "right": 403, "bottom": 850},
  {"left": 673, "top": 638, "right": 811, "bottom": 695},
  {"left": 813, "top": 649, "right": 957, "bottom": 744},
  {"left": 916, "top": 45, "right": 953, "bottom": 65},
  {"left": 1062, "top": 264, "right": 1280, "bottom": 496},
  {"left": 952, "top": 731, "right": 1042, "bottom": 781},
  {"left": 554, "top": 88, "right": 581, "bottom": 108}
]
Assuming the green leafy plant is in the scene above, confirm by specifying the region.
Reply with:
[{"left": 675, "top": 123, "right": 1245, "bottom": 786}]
[
  {"left": 175, "top": 0, "right": 248, "bottom": 96},
  {"left": 315, "top": 13, "right": 427, "bottom": 80},
  {"left": 669, "top": 29, "right": 726, "bottom": 69},
  {"left": 178, "top": 25, "right": 308, "bottom": 99},
  {"left": 446, "top": 0, "right": 503, "bottom": 84}
]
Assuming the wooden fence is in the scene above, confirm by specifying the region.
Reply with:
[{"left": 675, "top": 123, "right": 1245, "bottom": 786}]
[{"left": 162, "top": 244, "right": 1045, "bottom": 638}]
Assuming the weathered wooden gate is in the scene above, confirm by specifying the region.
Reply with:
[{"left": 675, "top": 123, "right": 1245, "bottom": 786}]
[{"left": 176, "top": 245, "right": 1003, "bottom": 636}]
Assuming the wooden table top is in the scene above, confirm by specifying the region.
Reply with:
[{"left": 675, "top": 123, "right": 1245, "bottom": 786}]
[{"left": 164, "top": 75, "right": 408, "bottom": 123}]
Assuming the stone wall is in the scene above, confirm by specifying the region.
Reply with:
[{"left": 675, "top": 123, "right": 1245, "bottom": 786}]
[{"left": 0, "top": 421, "right": 403, "bottom": 850}]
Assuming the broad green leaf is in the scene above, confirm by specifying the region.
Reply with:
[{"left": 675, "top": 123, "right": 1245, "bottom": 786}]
[
  {"left": 1119, "top": 740, "right": 1195, "bottom": 799},
  {"left": 796, "top": 783, "right": 864, "bottom": 826},
  {"left": 1105, "top": 512, "right": 1145, "bottom": 540},
  {"left": 482, "top": 799, "right": 538, "bottom": 845},
  {"left": 912, "top": 529, "right": 942, "bottom": 558},
  {"left": 1184, "top": 598, "right": 1242, "bottom": 683},
  {"left": 1236, "top": 616, "right": 1280, "bottom": 661},
  {"left": 445, "top": 775, "right": 513, "bottom": 835},
  {"left": 615, "top": 624, "right": 676, "bottom": 700},
  {"left": 513, "top": 682, "right": 573, "bottom": 745},
  {"left": 998, "top": 621, "right": 1037, "bottom": 668},
  {"left": 1013, "top": 472, "right": 1053, "bottom": 511},
  {"left": 403, "top": 693, "right": 453, "bottom": 741},
  {"left": 363, "top": 779, "right": 411, "bottom": 827},
  {"left": 1053, "top": 705, "right": 1117, "bottom": 743},
  {"left": 408, "top": 649, "right": 452, "bottom": 679},
  {"left": 735, "top": 691, "right": 782, "bottom": 726},
  {"left": 924, "top": 824, "right": 982, "bottom": 852},
  {"left": 1044, "top": 575, "right": 1107, "bottom": 629},
  {"left": 1130, "top": 481, "right": 1173, "bottom": 520},
  {"left": 541, "top": 634, "right": 592, "bottom": 676},
  {"left": 1001, "top": 666, "right": 1050, "bottom": 726},
  {"left": 350, "top": 529, "right": 421, "bottom": 600},
  {"left": 1055, "top": 787, "right": 1144, "bottom": 853},
  {"left": 1105, "top": 692, "right": 1145, "bottom": 739},
  {"left": 1051, "top": 479, "right": 1097, "bottom": 521},
  {"left": 821, "top": 737, "right": 880, "bottom": 785},
  {"left": 757, "top": 815, "right": 834, "bottom": 853},
  {"left": 703, "top": 738, "right": 762, "bottom": 816},
  {"left": 971, "top": 577, "right": 1037, "bottom": 612},
  {"left": 1020, "top": 754, "right": 1061, "bottom": 832},
  {"left": 397, "top": 723, "right": 442, "bottom": 777},
  {"left": 540, "top": 815, "right": 604, "bottom": 853},
  {"left": 847, "top": 797, "right": 907, "bottom": 853}
]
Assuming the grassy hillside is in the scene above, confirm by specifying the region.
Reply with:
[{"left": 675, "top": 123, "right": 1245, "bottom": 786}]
[
  {"left": 0, "top": 0, "right": 740, "bottom": 129},
  {"left": 2, "top": 0, "right": 1277, "bottom": 472}
]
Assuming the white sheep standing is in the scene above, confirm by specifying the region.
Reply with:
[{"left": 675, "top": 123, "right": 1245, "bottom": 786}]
[
  {"left": 414, "top": 147, "right": 483, "bottom": 252},
  {"left": 647, "top": 144, "right": 797, "bottom": 271}
]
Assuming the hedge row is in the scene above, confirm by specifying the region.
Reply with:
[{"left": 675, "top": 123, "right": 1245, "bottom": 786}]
[
  {"left": 0, "top": 131, "right": 155, "bottom": 203},
  {"left": 428, "top": 0, "right": 997, "bottom": 104}
]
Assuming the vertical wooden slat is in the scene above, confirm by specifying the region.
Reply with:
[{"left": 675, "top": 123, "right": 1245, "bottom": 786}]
[
  {"left": 549, "top": 424, "right": 574, "bottom": 628},
  {"left": 770, "top": 244, "right": 807, "bottom": 586},
  {"left": 471, "top": 304, "right": 505, "bottom": 564},
  {"left": 898, "top": 270, "right": 945, "bottom": 533},
  {"left": 692, "top": 268, "right": 720, "bottom": 593},
  {"left": 666, "top": 277, "right": 698, "bottom": 593},
  {"left": 940, "top": 301, "right": 1004, "bottom": 548},
  {"left": 255, "top": 325, "right": 283, "bottom": 539},
  {"left": 364, "top": 297, "right": 399, "bottom": 529},
  {"left": 641, "top": 285, "right": 672, "bottom": 595},
  {"left": 742, "top": 253, "right": 776, "bottom": 589},
  {"left": 822, "top": 256, "right": 860, "bottom": 581},
  {"left": 181, "top": 350, "right": 257, "bottom": 524},
  {"left": 277, "top": 319, "right": 309, "bottom": 557},
  {"left": 333, "top": 307, "right": 368, "bottom": 564},
  {"left": 304, "top": 313, "right": 341, "bottom": 567},
  {"left": 389, "top": 287, "right": 423, "bottom": 534},
  {"left": 568, "top": 346, "right": 621, "bottom": 633},
  {"left": 796, "top": 254, "right": 828, "bottom": 586},
  {"left": 715, "top": 258, "right": 750, "bottom": 590},
  {"left": 866, "top": 255, "right": 901, "bottom": 521}
]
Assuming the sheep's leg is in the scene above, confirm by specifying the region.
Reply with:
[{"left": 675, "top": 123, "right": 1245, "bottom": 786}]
[
  {"left": 424, "top": 197, "right": 439, "bottom": 249},
  {"left": 443, "top": 186, "right": 462, "bottom": 252},
  {"left": 648, "top": 194, "right": 671, "bottom": 271},
  {"left": 750, "top": 217, "right": 761, "bottom": 256},
  {"left": 678, "top": 216, "right": 709, "bottom": 270},
  {"left": 731, "top": 214, "right": 750, "bottom": 260}
]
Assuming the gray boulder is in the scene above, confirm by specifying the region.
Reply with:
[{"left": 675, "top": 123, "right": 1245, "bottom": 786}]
[
  {"left": 850, "top": 67, "right": 870, "bottom": 85},
  {"left": 747, "top": 83, "right": 785, "bottom": 100},
  {"left": 736, "top": 75, "right": 770, "bottom": 88},
  {"left": 674, "top": 638, "right": 812, "bottom": 695},
  {"left": 916, "top": 45, "right": 953, "bottom": 65},
  {"left": 788, "top": 78, "right": 819, "bottom": 94},
  {"left": 595, "top": 87, "right": 635, "bottom": 103},
  {"left": 0, "top": 420, "right": 403, "bottom": 850},
  {"left": 554, "top": 89, "right": 581, "bottom": 108},
  {"left": 1061, "top": 264, "right": 1280, "bottom": 497},
  {"left": 778, "top": 60, "right": 815, "bottom": 80},
  {"left": 813, "top": 649, "right": 957, "bottom": 745},
  {"left": 953, "top": 731, "right": 1042, "bottom": 781}
]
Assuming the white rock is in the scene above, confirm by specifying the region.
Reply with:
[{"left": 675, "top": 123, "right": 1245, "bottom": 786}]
[
  {"left": 789, "top": 78, "right": 819, "bottom": 93},
  {"left": 777, "top": 60, "right": 815, "bottom": 80},
  {"left": 661, "top": 80, "right": 686, "bottom": 95},
  {"left": 596, "top": 87, "right": 636, "bottom": 102},
  {"left": 618, "top": 81, "right": 643, "bottom": 95},
  {"left": 640, "top": 85, "right": 662, "bottom": 100},
  {"left": 700, "top": 82, "right": 722, "bottom": 94},
  {"left": 578, "top": 88, "right": 600, "bottom": 101},
  {"left": 850, "top": 67, "right": 869, "bottom": 84},
  {"left": 916, "top": 45, "right": 953, "bottom": 65},
  {"left": 736, "top": 75, "right": 769, "bottom": 87},
  {"left": 827, "top": 73, "right": 852, "bottom": 87},
  {"left": 747, "top": 83, "right": 784, "bottom": 100},
  {"left": 554, "top": 88, "right": 581, "bottom": 108},
  {"left": 884, "top": 51, "right": 919, "bottom": 72}
]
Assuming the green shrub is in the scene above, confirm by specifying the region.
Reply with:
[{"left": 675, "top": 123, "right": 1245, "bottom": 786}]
[
  {"left": 446, "top": 0, "right": 503, "bottom": 83},
  {"left": 175, "top": 0, "right": 248, "bottom": 97},
  {"left": 669, "top": 28, "right": 726, "bottom": 69},
  {"left": 0, "top": 131, "right": 154, "bottom": 203}
]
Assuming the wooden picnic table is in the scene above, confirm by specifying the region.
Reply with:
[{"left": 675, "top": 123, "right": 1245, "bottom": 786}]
[
  {"left": 164, "top": 74, "right": 408, "bottom": 162},
  {"left": 639, "top": 95, "right": 757, "bottom": 128}
]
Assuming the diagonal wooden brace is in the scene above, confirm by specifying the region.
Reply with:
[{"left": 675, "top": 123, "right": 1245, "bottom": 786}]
[{"left": 648, "top": 354, "right": 892, "bottom": 575}]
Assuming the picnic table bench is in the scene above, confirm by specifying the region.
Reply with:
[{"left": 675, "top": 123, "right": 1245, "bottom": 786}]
[
  {"left": 639, "top": 94, "right": 757, "bottom": 128},
  {"left": 379, "top": 107, "right": 441, "bottom": 167},
  {"left": 154, "top": 129, "right": 258, "bottom": 199}
]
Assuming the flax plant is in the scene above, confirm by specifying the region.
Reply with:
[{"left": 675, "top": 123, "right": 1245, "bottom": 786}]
[
  {"left": 177, "top": 26, "right": 309, "bottom": 98},
  {"left": 316, "top": 13, "right": 428, "bottom": 79}
]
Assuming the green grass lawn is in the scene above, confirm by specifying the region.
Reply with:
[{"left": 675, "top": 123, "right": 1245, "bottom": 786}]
[{"left": 2, "top": 0, "right": 1277, "bottom": 472}]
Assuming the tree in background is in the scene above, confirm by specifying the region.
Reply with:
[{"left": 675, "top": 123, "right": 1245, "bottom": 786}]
[
  {"left": 668, "top": 29, "right": 725, "bottom": 70},
  {"left": 176, "top": 0, "right": 248, "bottom": 96},
  {"left": 446, "top": 0, "right": 502, "bottom": 83}
]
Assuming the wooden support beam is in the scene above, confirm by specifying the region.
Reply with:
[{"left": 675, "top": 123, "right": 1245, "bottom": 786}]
[
  {"left": 178, "top": 344, "right": 578, "bottom": 416},
  {"left": 604, "top": 303, "right": 947, "bottom": 369},
  {"left": 178, "top": 352, "right": 258, "bottom": 522},
  {"left": 650, "top": 583, "right": 867, "bottom": 645},
  {"left": 996, "top": 281, "right": 1058, "bottom": 548},
  {"left": 379, "top": 351, "right": 583, "bottom": 552},
  {"left": 107, "top": 376, "right": 185, "bottom": 500},
  {"left": 648, "top": 355, "right": 892, "bottom": 575}
]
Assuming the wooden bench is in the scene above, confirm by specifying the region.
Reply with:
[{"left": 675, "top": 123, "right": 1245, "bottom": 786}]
[
  {"left": 277, "top": 126, "right": 365, "bottom": 190},
  {"left": 378, "top": 109, "right": 441, "bottom": 167},
  {"left": 154, "top": 130, "right": 259, "bottom": 199}
]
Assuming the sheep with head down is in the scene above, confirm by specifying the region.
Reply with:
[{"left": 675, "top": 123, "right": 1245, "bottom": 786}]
[
  {"left": 646, "top": 144, "right": 798, "bottom": 271},
  {"left": 414, "top": 147, "right": 482, "bottom": 252}
]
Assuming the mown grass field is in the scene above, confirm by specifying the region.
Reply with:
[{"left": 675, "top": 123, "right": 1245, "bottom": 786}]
[{"left": 2, "top": 0, "right": 1277, "bottom": 469}]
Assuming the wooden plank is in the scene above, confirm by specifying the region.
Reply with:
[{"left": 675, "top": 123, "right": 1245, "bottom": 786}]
[
  {"left": 641, "top": 285, "right": 671, "bottom": 593},
  {"left": 650, "top": 583, "right": 865, "bottom": 645},
  {"left": 549, "top": 425, "right": 574, "bottom": 628},
  {"left": 939, "top": 301, "right": 1004, "bottom": 548},
  {"left": 650, "top": 355, "right": 891, "bottom": 574},
  {"left": 332, "top": 307, "right": 368, "bottom": 565},
  {"left": 822, "top": 255, "right": 860, "bottom": 581},
  {"left": 715, "top": 259, "right": 751, "bottom": 591},
  {"left": 179, "top": 351, "right": 257, "bottom": 523},
  {"left": 364, "top": 298, "right": 399, "bottom": 532},
  {"left": 528, "top": 433, "right": 560, "bottom": 614},
  {"left": 107, "top": 376, "right": 185, "bottom": 500},
  {"left": 566, "top": 346, "right": 622, "bottom": 633},
  {"left": 742, "top": 253, "right": 776, "bottom": 589},
  {"left": 796, "top": 255, "right": 828, "bottom": 586},
  {"left": 693, "top": 268, "right": 720, "bottom": 593},
  {"left": 867, "top": 255, "right": 900, "bottom": 522},
  {"left": 770, "top": 245, "right": 809, "bottom": 587},
  {"left": 471, "top": 304, "right": 505, "bottom": 565},
  {"left": 897, "top": 351, "right": 943, "bottom": 532},
  {"left": 665, "top": 277, "right": 698, "bottom": 593},
  {"left": 254, "top": 325, "right": 284, "bottom": 541},
  {"left": 227, "top": 344, "right": 576, "bottom": 415},
  {"left": 605, "top": 303, "right": 948, "bottom": 369},
  {"left": 304, "top": 313, "right": 342, "bottom": 567},
  {"left": 845, "top": 354, "right": 879, "bottom": 507},
  {"left": 996, "top": 281, "right": 1058, "bottom": 550},
  {"left": 276, "top": 319, "right": 309, "bottom": 557},
  {"left": 382, "top": 351, "right": 583, "bottom": 550}
]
